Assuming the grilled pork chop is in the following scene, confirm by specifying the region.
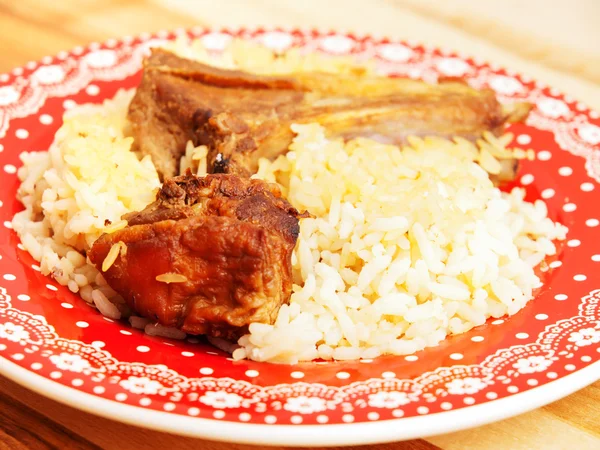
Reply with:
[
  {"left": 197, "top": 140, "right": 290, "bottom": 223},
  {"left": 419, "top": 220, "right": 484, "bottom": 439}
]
[
  {"left": 89, "top": 173, "right": 306, "bottom": 339},
  {"left": 128, "top": 49, "right": 524, "bottom": 180}
]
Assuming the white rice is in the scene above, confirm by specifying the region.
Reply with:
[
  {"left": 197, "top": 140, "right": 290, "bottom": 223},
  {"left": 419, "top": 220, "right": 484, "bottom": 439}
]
[
  {"left": 231, "top": 124, "right": 568, "bottom": 364},
  {"left": 11, "top": 39, "right": 568, "bottom": 361},
  {"left": 11, "top": 89, "right": 160, "bottom": 320}
]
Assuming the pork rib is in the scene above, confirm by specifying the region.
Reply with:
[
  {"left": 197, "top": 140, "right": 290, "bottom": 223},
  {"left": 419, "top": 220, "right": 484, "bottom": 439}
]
[{"left": 128, "top": 49, "right": 520, "bottom": 180}]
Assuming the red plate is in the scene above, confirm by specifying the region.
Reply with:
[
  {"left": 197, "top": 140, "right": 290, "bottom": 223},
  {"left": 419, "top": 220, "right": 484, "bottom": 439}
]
[{"left": 0, "top": 28, "right": 599, "bottom": 446}]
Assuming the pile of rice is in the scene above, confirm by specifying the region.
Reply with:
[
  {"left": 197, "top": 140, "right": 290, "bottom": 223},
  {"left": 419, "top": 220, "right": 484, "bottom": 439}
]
[
  {"left": 231, "top": 125, "right": 567, "bottom": 363},
  {"left": 12, "top": 39, "right": 568, "bottom": 363},
  {"left": 12, "top": 90, "right": 160, "bottom": 320}
]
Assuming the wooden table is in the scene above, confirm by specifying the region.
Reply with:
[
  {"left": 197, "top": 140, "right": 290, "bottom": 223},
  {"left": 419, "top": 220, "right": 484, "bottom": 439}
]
[{"left": 0, "top": 1, "right": 599, "bottom": 449}]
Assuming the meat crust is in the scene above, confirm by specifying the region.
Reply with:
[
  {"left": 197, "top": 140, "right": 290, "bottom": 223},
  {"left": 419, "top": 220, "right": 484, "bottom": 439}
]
[{"left": 89, "top": 174, "right": 306, "bottom": 339}]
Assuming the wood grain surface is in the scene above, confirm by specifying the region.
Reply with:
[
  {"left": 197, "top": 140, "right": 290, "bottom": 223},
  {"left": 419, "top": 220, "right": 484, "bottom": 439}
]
[{"left": 0, "top": 1, "right": 599, "bottom": 449}]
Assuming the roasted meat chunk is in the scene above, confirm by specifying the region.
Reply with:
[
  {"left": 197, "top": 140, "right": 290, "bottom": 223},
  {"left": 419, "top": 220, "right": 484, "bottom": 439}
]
[
  {"left": 88, "top": 173, "right": 306, "bottom": 339},
  {"left": 128, "top": 49, "right": 527, "bottom": 180}
]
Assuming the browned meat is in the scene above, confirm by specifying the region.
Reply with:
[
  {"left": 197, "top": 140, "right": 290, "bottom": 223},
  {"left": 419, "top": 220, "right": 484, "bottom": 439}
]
[
  {"left": 88, "top": 173, "right": 306, "bottom": 339},
  {"left": 128, "top": 49, "right": 522, "bottom": 180}
]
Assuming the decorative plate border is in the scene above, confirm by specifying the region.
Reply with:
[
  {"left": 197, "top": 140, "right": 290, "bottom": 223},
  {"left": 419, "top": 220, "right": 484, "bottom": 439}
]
[{"left": 0, "top": 28, "right": 599, "bottom": 442}]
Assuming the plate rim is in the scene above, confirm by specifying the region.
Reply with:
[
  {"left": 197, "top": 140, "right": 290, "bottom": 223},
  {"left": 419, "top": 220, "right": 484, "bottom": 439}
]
[{"left": 2, "top": 356, "right": 599, "bottom": 446}]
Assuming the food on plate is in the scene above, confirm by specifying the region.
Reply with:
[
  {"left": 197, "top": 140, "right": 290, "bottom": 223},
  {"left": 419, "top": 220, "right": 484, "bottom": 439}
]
[
  {"left": 130, "top": 49, "right": 528, "bottom": 181},
  {"left": 12, "top": 38, "right": 567, "bottom": 364},
  {"left": 88, "top": 173, "right": 305, "bottom": 339}
]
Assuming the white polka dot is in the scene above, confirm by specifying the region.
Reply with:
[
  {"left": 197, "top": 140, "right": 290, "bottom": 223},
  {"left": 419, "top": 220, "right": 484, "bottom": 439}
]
[
  {"left": 565, "top": 364, "right": 576, "bottom": 371},
  {"left": 163, "top": 402, "right": 176, "bottom": 411},
  {"left": 17, "top": 294, "right": 30, "bottom": 301},
  {"left": 382, "top": 371, "right": 396, "bottom": 379},
  {"left": 3, "top": 273, "right": 16, "bottom": 281},
  {"left": 46, "top": 284, "right": 58, "bottom": 291},
  {"left": 547, "top": 372, "right": 558, "bottom": 379},
  {"left": 463, "top": 397, "right": 475, "bottom": 405},
  {"left": 404, "top": 355, "right": 418, "bottom": 361},
  {"left": 63, "top": 99, "right": 76, "bottom": 110},
  {"left": 61, "top": 302, "right": 73, "bottom": 309},
  {"left": 417, "top": 406, "right": 429, "bottom": 415},
  {"left": 486, "top": 392, "right": 498, "bottom": 400},
  {"left": 317, "top": 414, "right": 329, "bottom": 423},
  {"left": 32, "top": 264, "right": 41, "bottom": 271},
  {"left": 290, "top": 371, "right": 304, "bottom": 379},
  {"left": 593, "top": 255, "right": 600, "bottom": 262},
  {"left": 549, "top": 260, "right": 563, "bottom": 268},
  {"left": 3, "top": 165, "right": 16, "bottom": 174},
  {"left": 367, "top": 412, "right": 379, "bottom": 420},
  {"left": 239, "top": 412, "right": 251, "bottom": 422},
  {"left": 15, "top": 129, "right": 29, "bottom": 139},
  {"left": 17, "top": 243, "right": 24, "bottom": 250},
  {"left": 31, "top": 362, "right": 42, "bottom": 370},
  {"left": 0, "top": 200, "right": 2, "bottom": 207},
  {"left": 392, "top": 409, "right": 404, "bottom": 417},
  {"left": 85, "top": 84, "right": 100, "bottom": 96},
  {"left": 516, "top": 333, "right": 529, "bottom": 339},
  {"left": 450, "top": 353, "right": 463, "bottom": 360},
  {"left": 590, "top": 110, "right": 600, "bottom": 119},
  {"left": 581, "top": 355, "right": 592, "bottom": 363},
  {"left": 517, "top": 134, "right": 531, "bottom": 145},
  {"left": 440, "top": 402, "right": 453, "bottom": 410},
  {"left": 471, "top": 336, "right": 484, "bottom": 342},
  {"left": 586, "top": 219, "right": 599, "bottom": 227},
  {"left": 139, "top": 398, "right": 151, "bottom": 406},
  {"left": 563, "top": 203, "right": 577, "bottom": 212},
  {"left": 187, "top": 407, "right": 199, "bottom": 416},
  {"left": 535, "top": 314, "right": 549, "bottom": 320},
  {"left": 120, "top": 330, "right": 132, "bottom": 335},
  {"left": 507, "top": 386, "right": 519, "bottom": 393},
  {"left": 558, "top": 166, "right": 573, "bottom": 176},
  {"left": 136, "top": 345, "right": 150, "bottom": 352},
  {"left": 181, "top": 351, "right": 194, "bottom": 357},
  {"left": 39, "top": 114, "right": 53, "bottom": 125},
  {"left": 265, "top": 415, "right": 278, "bottom": 424},
  {"left": 360, "top": 359, "right": 373, "bottom": 363},
  {"left": 342, "top": 414, "right": 354, "bottom": 423},
  {"left": 541, "top": 188, "right": 555, "bottom": 199},
  {"left": 76, "top": 321, "right": 89, "bottom": 328},
  {"left": 566, "top": 239, "right": 581, "bottom": 247},
  {"left": 336, "top": 371, "right": 350, "bottom": 379},
  {"left": 537, "top": 150, "right": 552, "bottom": 161},
  {"left": 72, "top": 379, "right": 84, "bottom": 387},
  {"left": 92, "top": 341, "right": 105, "bottom": 348},
  {"left": 527, "top": 379, "right": 538, "bottom": 386},
  {"left": 50, "top": 371, "right": 62, "bottom": 379},
  {"left": 574, "top": 274, "right": 587, "bottom": 281},
  {"left": 291, "top": 415, "right": 303, "bottom": 424},
  {"left": 520, "top": 174, "right": 534, "bottom": 185},
  {"left": 492, "top": 319, "right": 504, "bottom": 325},
  {"left": 245, "top": 369, "right": 259, "bottom": 377},
  {"left": 3, "top": 221, "right": 13, "bottom": 229},
  {"left": 0, "top": 344, "right": 5, "bottom": 351},
  {"left": 93, "top": 386, "right": 105, "bottom": 394},
  {"left": 199, "top": 367, "right": 213, "bottom": 375},
  {"left": 581, "top": 182, "right": 595, "bottom": 192},
  {"left": 554, "top": 294, "right": 568, "bottom": 300}
]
